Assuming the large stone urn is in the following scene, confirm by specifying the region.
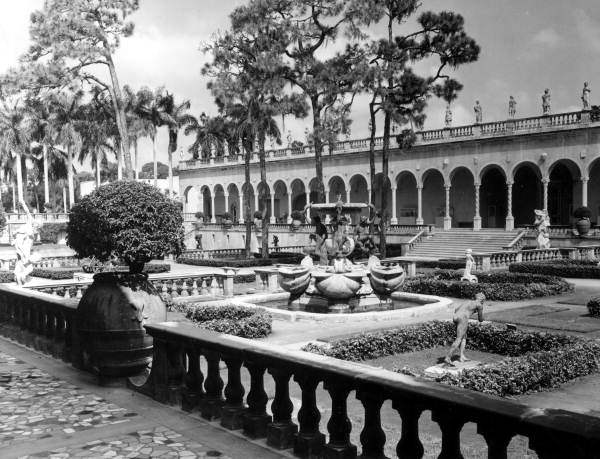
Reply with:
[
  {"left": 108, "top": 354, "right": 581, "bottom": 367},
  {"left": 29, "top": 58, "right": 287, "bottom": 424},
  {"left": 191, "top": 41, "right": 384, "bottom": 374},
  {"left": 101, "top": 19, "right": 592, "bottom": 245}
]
[
  {"left": 312, "top": 270, "right": 366, "bottom": 312},
  {"left": 369, "top": 264, "right": 406, "bottom": 297},
  {"left": 76, "top": 272, "right": 167, "bottom": 380}
]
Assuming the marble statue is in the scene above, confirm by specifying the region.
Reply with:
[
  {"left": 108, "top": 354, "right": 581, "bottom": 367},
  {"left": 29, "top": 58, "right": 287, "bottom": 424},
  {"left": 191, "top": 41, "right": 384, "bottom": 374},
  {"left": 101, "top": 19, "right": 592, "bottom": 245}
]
[
  {"left": 300, "top": 246, "right": 314, "bottom": 270},
  {"left": 13, "top": 200, "right": 40, "bottom": 286},
  {"left": 474, "top": 101, "right": 483, "bottom": 124},
  {"left": 582, "top": 82, "right": 591, "bottom": 110},
  {"left": 304, "top": 206, "right": 329, "bottom": 265},
  {"left": 542, "top": 89, "right": 551, "bottom": 115},
  {"left": 353, "top": 204, "right": 376, "bottom": 258},
  {"left": 508, "top": 96, "right": 517, "bottom": 118},
  {"left": 445, "top": 104, "right": 452, "bottom": 127},
  {"left": 286, "top": 130, "right": 292, "bottom": 147},
  {"left": 444, "top": 293, "right": 486, "bottom": 366},
  {"left": 460, "top": 249, "right": 478, "bottom": 283},
  {"left": 533, "top": 209, "right": 551, "bottom": 249}
]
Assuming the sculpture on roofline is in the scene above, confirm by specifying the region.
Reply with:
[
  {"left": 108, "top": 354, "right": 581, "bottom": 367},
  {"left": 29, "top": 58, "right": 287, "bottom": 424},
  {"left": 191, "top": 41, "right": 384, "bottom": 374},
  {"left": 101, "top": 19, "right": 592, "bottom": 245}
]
[
  {"left": 508, "top": 96, "right": 517, "bottom": 118},
  {"left": 533, "top": 209, "right": 551, "bottom": 249},
  {"left": 542, "top": 89, "right": 551, "bottom": 115},
  {"left": 445, "top": 104, "right": 453, "bottom": 127},
  {"left": 582, "top": 82, "right": 591, "bottom": 110},
  {"left": 474, "top": 101, "right": 483, "bottom": 124}
]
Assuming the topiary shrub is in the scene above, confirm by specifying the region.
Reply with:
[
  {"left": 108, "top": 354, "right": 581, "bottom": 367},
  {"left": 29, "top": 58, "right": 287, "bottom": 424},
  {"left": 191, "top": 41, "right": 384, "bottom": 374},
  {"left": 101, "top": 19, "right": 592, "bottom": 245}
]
[
  {"left": 67, "top": 181, "right": 184, "bottom": 273},
  {"left": 184, "top": 303, "right": 272, "bottom": 338},
  {"left": 588, "top": 297, "right": 600, "bottom": 317},
  {"left": 291, "top": 210, "right": 305, "bottom": 222},
  {"left": 574, "top": 206, "right": 592, "bottom": 219}
]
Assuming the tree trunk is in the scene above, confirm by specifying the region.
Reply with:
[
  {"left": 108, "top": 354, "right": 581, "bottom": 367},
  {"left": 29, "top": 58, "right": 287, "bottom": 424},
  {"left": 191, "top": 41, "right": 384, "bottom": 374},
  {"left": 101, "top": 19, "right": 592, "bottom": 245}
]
[
  {"left": 134, "top": 139, "right": 139, "bottom": 180},
  {"left": 244, "top": 146, "right": 252, "bottom": 259},
  {"left": 168, "top": 130, "right": 175, "bottom": 197},
  {"left": 43, "top": 145, "right": 49, "bottom": 205},
  {"left": 12, "top": 181, "right": 16, "bottom": 213},
  {"left": 96, "top": 149, "right": 101, "bottom": 187},
  {"left": 311, "top": 96, "right": 325, "bottom": 203},
  {"left": 258, "top": 129, "right": 269, "bottom": 259},
  {"left": 105, "top": 55, "right": 133, "bottom": 179},
  {"left": 368, "top": 100, "right": 377, "bottom": 203},
  {"left": 67, "top": 144, "right": 75, "bottom": 209},
  {"left": 15, "top": 151, "right": 23, "bottom": 206},
  {"left": 62, "top": 187, "right": 67, "bottom": 213},
  {"left": 152, "top": 135, "right": 158, "bottom": 188}
]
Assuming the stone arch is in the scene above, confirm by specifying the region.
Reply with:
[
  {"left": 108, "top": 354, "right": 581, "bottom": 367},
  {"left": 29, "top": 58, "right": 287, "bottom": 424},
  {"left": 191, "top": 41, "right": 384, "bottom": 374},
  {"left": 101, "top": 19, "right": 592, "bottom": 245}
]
[
  {"left": 421, "top": 168, "right": 445, "bottom": 226},
  {"left": 183, "top": 186, "right": 199, "bottom": 214},
  {"left": 227, "top": 183, "right": 240, "bottom": 223},
  {"left": 548, "top": 159, "right": 581, "bottom": 225},
  {"left": 512, "top": 162, "right": 542, "bottom": 226},
  {"left": 479, "top": 165, "right": 507, "bottom": 228},
  {"left": 290, "top": 179, "right": 307, "bottom": 212},
  {"left": 213, "top": 184, "right": 226, "bottom": 221},
  {"left": 449, "top": 167, "right": 475, "bottom": 228},
  {"left": 327, "top": 175, "right": 347, "bottom": 203},
  {"left": 273, "top": 179, "right": 289, "bottom": 222},
  {"left": 200, "top": 185, "right": 212, "bottom": 220},
  {"left": 479, "top": 163, "right": 507, "bottom": 184},
  {"left": 308, "top": 178, "right": 321, "bottom": 204},
  {"left": 349, "top": 174, "right": 369, "bottom": 205},
  {"left": 256, "top": 182, "right": 271, "bottom": 217},
  {"left": 395, "top": 171, "right": 418, "bottom": 224},
  {"left": 588, "top": 157, "right": 600, "bottom": 223}
]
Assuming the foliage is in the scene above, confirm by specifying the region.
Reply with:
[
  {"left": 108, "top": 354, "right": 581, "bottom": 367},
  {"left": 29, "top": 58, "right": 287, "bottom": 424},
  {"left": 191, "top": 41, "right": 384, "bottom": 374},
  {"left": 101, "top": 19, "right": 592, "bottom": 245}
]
[
  {"left": 38, "top": 222, "right": 68, "bottom": 243},
  {"left": 184, "top": 303, "right": 272, "bottom": 338},
  {"left": 67, "top": 181, "right": 184, "bottom": 271},
  {"left": 31, "top": 267, "right": 78, "bottom": 280},
  {"left": 574, "top": 206, "right": 592, "bottom": 219},
  {"left": 290, "top": 210, "right": 305, "bottom": 222},
  {"left": 416, "top": 259, "right": 467, "bottom": 270},
  {"left": 303, "top": 321, "right": 599, "bottom": 397},
  {"left": 402, "top": 269, "right": 572, "bottom": 300},
  {"left": 0, "top": 206, "right": 6, "bottom": 234},
  {"left": 509, "top": 260, "right": 600, "bottom": 279},
  {"left": 222, "top": 212, "right": 232, "bottom": 220},
  {"left": 0, "top": 271, "right": 15, "bottom": 283},
  {"left": 177, "top": 255, "right": 301, "bottom": 268},
  {"left": 194, "top": 211, "right": 205, "bottom": 219},
  {"left": 588, "top": 297, "right": 600, "bottom": 317}
]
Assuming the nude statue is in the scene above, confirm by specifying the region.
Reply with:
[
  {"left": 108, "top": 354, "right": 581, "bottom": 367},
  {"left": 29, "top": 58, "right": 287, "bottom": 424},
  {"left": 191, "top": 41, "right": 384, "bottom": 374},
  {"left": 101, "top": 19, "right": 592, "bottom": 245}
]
[
  {"left": 444, "top": 293, "right": 486, "bottom": 366},
  {"left": 582, "top": 82, "right": 591, "bottom": 110},
  {"left": 508, "top": 96, "right": 517, "bottom": 118},
  {"left": 542, "top": 89, "right": 551, "bottom": 115},
  {"left": 460, "top": 249, "right": 478, "bottom": 283},
  {"left": 445, "top": 104, "right": 452, "bottom": 127},
  {"left": 474, "top": 101, "right": 482, "bottom": 124}
]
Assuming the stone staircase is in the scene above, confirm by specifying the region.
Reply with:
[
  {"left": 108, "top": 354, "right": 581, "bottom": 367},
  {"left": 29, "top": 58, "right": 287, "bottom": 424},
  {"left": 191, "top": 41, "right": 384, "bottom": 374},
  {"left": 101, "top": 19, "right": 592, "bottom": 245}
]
[{"left": 407, "top": 228, "right": 520, "bottom": 259}]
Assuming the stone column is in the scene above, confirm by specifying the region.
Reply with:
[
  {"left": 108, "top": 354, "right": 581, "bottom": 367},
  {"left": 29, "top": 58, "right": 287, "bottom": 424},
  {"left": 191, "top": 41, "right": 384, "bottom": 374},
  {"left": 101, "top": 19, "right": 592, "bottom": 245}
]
[
  {"left": 473, "top": 182, "right": 482, "bottom": 231},
  {"left": 581, "top": 177, "right": 589, "bottom": 207},
  {"left": 367, "top": 188, "right": 372, "bottom": 206},
  {"left": 391, "top": 186, "right": 398, "bottom": 225},
  {"left": 305, "top": 191, "right": 311, "bottom": 221},
  {"left": 240, "top": 192, "right": 246, "bottom": 222},
  {"left": 443, "top": 184, "right": 452, "bottom": 230},
  {"left": 254, "top": 193, "right": 259, "bottom": 215},
  {"left": 542, "top": 178, "right": 549, "bottom": 213},
  {"left": 416, "top": 185, "right": 424, "bottom": 226},
  {"left": 270, "top": 193, "right": 276, "bottom": 224},
  {"left": 199, "top": 191, "right": 205, "bottom": 217},
  {"left": 505, "top": 181, "right": 514, "bottom": 231},
  {"left": 210, "top": 193, "right": 216, "bottom": 223},
  {"left": 287, "top": 193, "right": 292, "bottom": 223},
  {"left": 224, "top": 193, "right": 229, "bottom": 215},
  {"left": 325, "top": 188, "right": 330, "bottom": 203}
]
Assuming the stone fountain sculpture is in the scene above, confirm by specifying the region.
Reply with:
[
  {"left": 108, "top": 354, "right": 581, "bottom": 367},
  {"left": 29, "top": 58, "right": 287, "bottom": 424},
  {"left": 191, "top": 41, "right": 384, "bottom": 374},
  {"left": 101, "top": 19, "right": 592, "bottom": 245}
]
[
  {"left": 533, "top": 209, "right": 551, "bottom": 249},
  {"left": 278, "top": 198, "right": 406, "bottom": 313}
]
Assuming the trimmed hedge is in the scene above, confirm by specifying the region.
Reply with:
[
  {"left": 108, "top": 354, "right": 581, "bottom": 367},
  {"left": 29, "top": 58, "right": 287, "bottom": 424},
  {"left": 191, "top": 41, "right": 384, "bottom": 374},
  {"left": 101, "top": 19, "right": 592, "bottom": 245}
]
[
  {"left": 416, "top": 259, "right": 466, "bottom": 270},
  {"left": 402, "top": 269, "right": 572, "bottom": 300},
  {"left": 588, "top": 297, "right": 600, "bottom": 317},
  {"left": 0, "top": 271, "right": 14, "bottom": 283},
  {"left": 303, "top": 321, "right": 600, "bottom": 397},
  {"left": 178, "top": 254, "right": 303, "bottom": 267},
  {"left": 184, "top": 303, "right": 272, "bottom": 338},
  {"left": 31, "top": 267, "right": 79, "bottom": 280},
  {"left": 509, "top": 259, "right": 600, "bottom": 279}
]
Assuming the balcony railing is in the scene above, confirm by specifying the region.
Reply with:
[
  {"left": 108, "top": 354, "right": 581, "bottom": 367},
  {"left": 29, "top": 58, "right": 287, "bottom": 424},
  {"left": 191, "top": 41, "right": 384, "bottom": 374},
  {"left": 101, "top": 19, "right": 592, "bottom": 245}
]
[{"left": 179, "top": 110, "right": 595, "bottom": 171}]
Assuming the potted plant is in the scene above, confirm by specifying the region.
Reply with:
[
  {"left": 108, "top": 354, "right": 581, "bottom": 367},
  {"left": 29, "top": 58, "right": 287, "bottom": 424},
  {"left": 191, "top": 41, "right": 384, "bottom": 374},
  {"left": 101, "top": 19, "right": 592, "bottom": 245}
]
[
  {"left": 67, "top": 181, "right": 184, "bottom": 379},
  {"left": 290, "top": 210, "right": 305, "bottom": 230},
  {"left": 222, "top": 211, "right": 233, "bottom": 228},
  {"left": 194, "top": 211, "right": 205, "bottom": 224},
  {"left": 43, "top": 202, "right": 53, "bottom": 213},
  {"left": 574, "top": 206, "right": 592, "bottom": 236}
]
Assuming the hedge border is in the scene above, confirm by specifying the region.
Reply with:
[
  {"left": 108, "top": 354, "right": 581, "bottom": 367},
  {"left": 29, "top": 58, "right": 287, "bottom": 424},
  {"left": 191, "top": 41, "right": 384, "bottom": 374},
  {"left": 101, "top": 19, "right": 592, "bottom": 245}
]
[
  {"left": 183, "top": 302, "right": 272, "bottom": 339},
  {"left": 509, "top": 260, "right": 600, "bottom": 279},
  {"left": 302, "top": 321, "right": 599, "bottom": 397}
]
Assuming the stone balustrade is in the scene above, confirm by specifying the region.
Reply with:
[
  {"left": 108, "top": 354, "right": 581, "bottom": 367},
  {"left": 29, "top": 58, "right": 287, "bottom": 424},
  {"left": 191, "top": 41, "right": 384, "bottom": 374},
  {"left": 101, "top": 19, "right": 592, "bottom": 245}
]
[
  {"left": 131, "top": 321, "right": 600, "bottom": 458},
  {"left": 5, "top": 212, "right": 69, "bottom": 223},
  {"left": 0, "top": 255, "right": 80, "bottom": 271},
  {"left": 474, "top": 245, "right": 600, "bottom": 271}
]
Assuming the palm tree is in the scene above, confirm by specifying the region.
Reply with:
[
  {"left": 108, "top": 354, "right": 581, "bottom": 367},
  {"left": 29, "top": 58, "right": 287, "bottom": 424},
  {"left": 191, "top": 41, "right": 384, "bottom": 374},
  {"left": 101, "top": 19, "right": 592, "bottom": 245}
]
[
  {"left": 135, "top": 87, "right": 168, "bottom": 188},
  {"left": 159, "top": 92, "right": 196, "bottom": 196},
  {"left": 123, "top": 85, "right": 154, "bottom": 181},
  {"left": 184, "top": 113, "right": 229, "bottom": 160},
  {"left": 0, "top": 98, "right": 29, "bottom": 207},
  {"left": 77, "top": 104, "right": 114, "bottom": 188},
  {"left": 48, "top": 90, "right": 84, "bottom": 209}
]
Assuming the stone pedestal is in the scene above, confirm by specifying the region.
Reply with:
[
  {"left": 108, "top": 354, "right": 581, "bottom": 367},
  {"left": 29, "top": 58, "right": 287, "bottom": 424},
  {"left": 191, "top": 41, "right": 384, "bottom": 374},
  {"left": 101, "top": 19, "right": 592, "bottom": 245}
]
[
  {"left": 505, "top": 216, "right": 514, "bottom": 231},
  {"left": 424, "top": 360, "right": 482, "bottom": 378},
  {"left": 443, "top": 217, "right": 452, "bottom": 230},
  {"left": 473, "top": 216, "right": 482, "bottom": 231}
]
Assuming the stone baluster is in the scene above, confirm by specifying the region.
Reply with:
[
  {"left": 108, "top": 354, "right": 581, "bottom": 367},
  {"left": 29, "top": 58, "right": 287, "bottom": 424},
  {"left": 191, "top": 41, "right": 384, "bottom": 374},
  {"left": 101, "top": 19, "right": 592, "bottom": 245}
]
[
  {"left": 170, "top": 280, "right": 179, "bottom": 297},
  {"left": 201, "top": 278, "right": 209, "bottom": 295},
  {"left": 210, "top": 276, "right": 218, "bottom": 296},
  {"left": 147, "top": 338, "right": 171, "bottom": 403},
  {"left": 156, "top": 342, "right": 185, "bottom": 406},
  {"left": 200, "top": 350, "right": 224, "bottom": 420},
  {"left": 293, "top": 373, "right": 325, "bottom": 457},
  {"left": 392, "top": 400, "right": 424, "bottom": 459},
  {"left": 63, "top": 289, "right": 70, "bottom": 299},
  {"left": 323, "top": 378, "right": 357, "bottom": 458},
  {"left": 180, "top": 279, "right": 190, "bottom": 297},
  {"left": 356, "top": 387, "right": 387, "bottom": 459},
  {"left": 477, "top": 423, "right": 514, "bottom": 459},
  {"left": 76, "top": 287, "right": 83, "bottom": 299},
  {"left": 243, "top": 361, "right": 271, "bottom": 439},
  {"left": 162, "top": 281, "right": 168, "bottom": 296},
  {"left": 267, "top": 368, "right": 298, "bottom": 449},
  {"left": 182, "top": 348, "right": 204, "bottom": 412},
  {"left": 221, "top": 355, "right": 246, "bottom": 430},
  {"left": 432, "top": 411, "right": 466, "bottom": 459},
  {"left": 191, "top": 280, "right": 199, "bottom": 296}
]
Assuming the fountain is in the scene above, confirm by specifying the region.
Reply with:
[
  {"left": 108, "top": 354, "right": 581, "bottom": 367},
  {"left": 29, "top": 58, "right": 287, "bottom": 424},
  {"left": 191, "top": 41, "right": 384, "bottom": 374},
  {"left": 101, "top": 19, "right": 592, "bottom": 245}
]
[{"left": 277, "top": 199, "right": 406, "bottom": 313}]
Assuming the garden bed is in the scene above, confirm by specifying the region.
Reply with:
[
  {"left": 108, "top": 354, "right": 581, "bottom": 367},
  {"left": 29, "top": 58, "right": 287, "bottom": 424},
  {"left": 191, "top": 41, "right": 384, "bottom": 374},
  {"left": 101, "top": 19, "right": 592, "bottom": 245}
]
[
  {"left": 509, "top": 259, "right": 600, "bottom": 278},
  {"left": 402, "top": 269, "right": 572, "bottom": 300},
  {"left": 181, "top": 301, "right": 272, "bottom": 338},
  {"left": 303, "top": 321, "right": 600, "bottom": 397}
]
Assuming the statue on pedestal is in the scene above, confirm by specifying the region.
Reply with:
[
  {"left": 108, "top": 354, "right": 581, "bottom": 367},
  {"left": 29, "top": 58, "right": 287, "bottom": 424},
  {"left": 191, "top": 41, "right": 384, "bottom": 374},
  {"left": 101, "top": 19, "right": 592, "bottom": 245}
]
[
  {"left": 353, "top": 204, "right": 376, "bottom": 259},
  {"left": 460, "top": 249, "right": 478, "bottom": 283},
  {"left": 474, "top": 101, "right": 483, "bottom": 124},
  {"left": 13, "top": 200, "right": 40, "bottom": 286},
  {"left": 542, "top": 89, "right": 551, "bottom": 115},
  {"left": 444, "top": 293, "right": 486, "bottom": 366},
  {"left": 445, "top": 104, "right": 453, "bottom": 127},
  {"left": 533, "top": 209, "right": 551, "bottom": 249},
  {"left": 508, "top": 96, "right": 517, "bottom": 118},
  {"left": 582, "top": 82, "right": 591, "bottom": 110}
]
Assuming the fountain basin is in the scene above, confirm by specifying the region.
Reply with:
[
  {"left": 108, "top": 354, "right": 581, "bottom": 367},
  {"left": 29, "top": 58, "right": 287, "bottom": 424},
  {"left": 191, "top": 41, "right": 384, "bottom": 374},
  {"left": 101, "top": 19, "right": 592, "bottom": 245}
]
[
  {"left": 312, "top": 270, "right": 366, "bottom": 301},
  {"left": 277, "top": 266, "right": 311, "bottom": 297},
  {"left": 369, "top": 264, "right": 406, "bottom": 297}
]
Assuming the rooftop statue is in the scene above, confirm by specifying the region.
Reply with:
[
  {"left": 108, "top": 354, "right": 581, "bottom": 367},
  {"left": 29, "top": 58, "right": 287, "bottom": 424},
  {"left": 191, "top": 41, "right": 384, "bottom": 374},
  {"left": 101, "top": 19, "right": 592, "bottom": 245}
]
[
  {"left": 582, "top": 82, "right": 591, "bottom": 110},
  {"left": 474, "top": 101, "right": 482, "bottom": 124},
  {"left": 542, "top": 89, "right": 551, "bottom": 115},
  {"left": 508, "top": 96, "right": 517, "bottom": 118},
  {"left": 445, "top": 104, "right": 452, "bottom": 127}
]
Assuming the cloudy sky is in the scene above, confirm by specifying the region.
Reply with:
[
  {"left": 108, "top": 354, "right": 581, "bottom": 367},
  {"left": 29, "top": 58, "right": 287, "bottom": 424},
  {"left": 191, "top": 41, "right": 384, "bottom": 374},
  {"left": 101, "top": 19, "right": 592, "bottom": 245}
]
[{"left": 1, "top": 0, "right": 599, "bottom": 170}]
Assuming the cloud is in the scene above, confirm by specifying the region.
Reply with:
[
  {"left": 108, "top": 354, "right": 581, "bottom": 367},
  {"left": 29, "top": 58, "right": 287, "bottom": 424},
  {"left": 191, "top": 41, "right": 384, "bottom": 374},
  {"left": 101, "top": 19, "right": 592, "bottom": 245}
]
[
  {"left": 574, "top": 9, "right": 600, "bottom": 52},
  {"left": 531, "top": 28, "right": 562, "bottom": 48}
]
